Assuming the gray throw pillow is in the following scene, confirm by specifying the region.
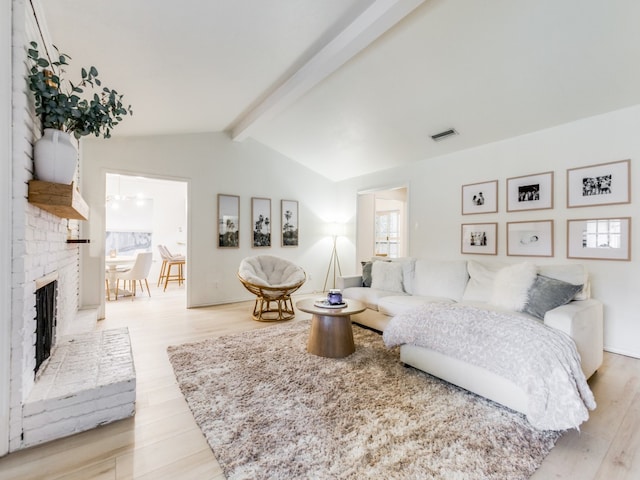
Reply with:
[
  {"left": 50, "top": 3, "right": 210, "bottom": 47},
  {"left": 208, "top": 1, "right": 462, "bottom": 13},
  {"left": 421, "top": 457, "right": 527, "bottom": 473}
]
[
  {"left": 521, "top": 275, "right": 583, "bottom": 320},
  {"left": 362, "top": 262, "right": 373, "bottom": 287}
]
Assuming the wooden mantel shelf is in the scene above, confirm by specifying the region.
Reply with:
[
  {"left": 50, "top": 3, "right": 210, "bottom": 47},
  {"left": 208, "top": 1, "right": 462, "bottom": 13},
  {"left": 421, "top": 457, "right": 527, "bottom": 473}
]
[{"left": 28, "top": 180, "right": 89, "bottom": 220}]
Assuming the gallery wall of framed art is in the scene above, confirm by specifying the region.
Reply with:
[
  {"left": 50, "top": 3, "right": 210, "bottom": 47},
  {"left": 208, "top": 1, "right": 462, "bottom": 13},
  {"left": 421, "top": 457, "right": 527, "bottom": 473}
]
[
  {"left": 217, "top": 194, "right": 300, "bottom": 249},
  {"left": 460, "top": 159, "right": 632, "bottom": 261}
]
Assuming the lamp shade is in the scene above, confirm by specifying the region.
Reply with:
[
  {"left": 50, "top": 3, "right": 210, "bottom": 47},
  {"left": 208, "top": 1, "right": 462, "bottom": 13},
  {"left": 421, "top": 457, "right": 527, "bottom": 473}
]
[{"left": 326, "top": 222, "right": 346, "bottom": 237}]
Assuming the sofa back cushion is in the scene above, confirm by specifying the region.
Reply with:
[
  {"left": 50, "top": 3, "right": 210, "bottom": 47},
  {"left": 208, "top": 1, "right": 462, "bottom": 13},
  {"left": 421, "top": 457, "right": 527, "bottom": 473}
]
[
  {"left": 463, "top": 260, "right": 590, "bottom": 304},
  {"left": 413, "top": 260, "right": 469, "bottom": 302},
  {"left": 462, "top": 260, "right": 508, "bottom": 303},
  {"left": 370, "top": 260, "right": 405, "bottom": 293}
]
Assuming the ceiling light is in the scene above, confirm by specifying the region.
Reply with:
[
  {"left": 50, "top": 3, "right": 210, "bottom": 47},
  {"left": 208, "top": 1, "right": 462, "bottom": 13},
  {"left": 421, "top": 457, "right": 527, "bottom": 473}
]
[{"left": 430, "top": 128, "right": 458, "bottom": 142}]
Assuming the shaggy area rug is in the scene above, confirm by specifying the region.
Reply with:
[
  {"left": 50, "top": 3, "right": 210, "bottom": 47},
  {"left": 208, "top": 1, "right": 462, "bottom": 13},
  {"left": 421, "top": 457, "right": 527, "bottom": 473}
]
[{"left": 167, "top": 320, "right": 560, "bottom": 479}]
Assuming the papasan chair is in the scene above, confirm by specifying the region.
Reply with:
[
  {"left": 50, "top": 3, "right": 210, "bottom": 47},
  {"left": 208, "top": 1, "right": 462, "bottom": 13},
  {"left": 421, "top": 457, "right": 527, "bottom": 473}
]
[{"left": 238, "top": 255, "right": 306, "bottom": 322}]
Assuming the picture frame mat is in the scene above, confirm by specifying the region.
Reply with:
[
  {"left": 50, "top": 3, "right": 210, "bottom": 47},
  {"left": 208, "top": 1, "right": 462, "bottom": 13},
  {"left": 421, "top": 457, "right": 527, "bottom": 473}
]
[
  {"left": 506, "top": 171, "right": 554, "bottom": 212},
  {"left": 461, "top": 222, "right": 498, "bottom": 255},
  {"left": 567, "top": 217, "right": 631, "bottom": 261},
  {"left": 567, "top": 159, "right": 630, "bottom": 208},
  {"left": 461, "top": 180, "right": 498, "bottom": 215},
  {"left": 507, "top": 220, "right": 554, "bottom": 257}
]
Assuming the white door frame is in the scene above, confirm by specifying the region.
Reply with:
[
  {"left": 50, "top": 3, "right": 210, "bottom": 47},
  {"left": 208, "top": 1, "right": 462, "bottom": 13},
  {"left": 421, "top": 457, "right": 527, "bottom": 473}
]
[{"left": 1, "top": 0, "right": 13, "bottom": 456}]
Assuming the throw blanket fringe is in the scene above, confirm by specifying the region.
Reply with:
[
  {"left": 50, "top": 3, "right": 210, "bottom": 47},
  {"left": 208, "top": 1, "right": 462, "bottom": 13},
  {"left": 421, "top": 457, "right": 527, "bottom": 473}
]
[{"left": 383, "top": 303, "right": 596, "bottom": 431}]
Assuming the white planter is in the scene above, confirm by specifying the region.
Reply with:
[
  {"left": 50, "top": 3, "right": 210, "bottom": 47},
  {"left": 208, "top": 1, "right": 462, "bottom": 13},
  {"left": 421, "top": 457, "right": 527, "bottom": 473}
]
[{"left": 34, "top": 128, "right": 78, "bottom": 184}]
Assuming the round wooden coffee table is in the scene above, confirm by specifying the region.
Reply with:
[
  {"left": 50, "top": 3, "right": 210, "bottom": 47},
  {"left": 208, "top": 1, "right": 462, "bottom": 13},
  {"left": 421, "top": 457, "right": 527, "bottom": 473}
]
[{"left": 296, "top": 298, "right": 366, "bottom": 358}]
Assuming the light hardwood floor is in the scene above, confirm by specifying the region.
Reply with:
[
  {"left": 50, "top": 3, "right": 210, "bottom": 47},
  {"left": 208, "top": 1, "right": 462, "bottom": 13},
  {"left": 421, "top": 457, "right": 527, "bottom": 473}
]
[{"left": 0, "top": 285, "right": 638, "bottom": 479}]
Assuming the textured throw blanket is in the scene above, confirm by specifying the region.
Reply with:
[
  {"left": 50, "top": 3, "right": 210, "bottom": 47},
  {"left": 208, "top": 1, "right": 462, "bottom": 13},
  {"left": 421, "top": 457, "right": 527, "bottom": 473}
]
[{"left": 383, "top": 303, "right": 596, "bottom": 431}]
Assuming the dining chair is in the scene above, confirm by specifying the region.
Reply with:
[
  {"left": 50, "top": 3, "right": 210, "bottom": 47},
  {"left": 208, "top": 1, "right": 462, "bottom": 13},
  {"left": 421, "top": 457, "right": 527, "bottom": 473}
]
[
  {"left": 157, "top": 245, "right": 186, "bottom": 291},
  {"left": 115, "top": 251, "right": 153, "bottom": 300}
]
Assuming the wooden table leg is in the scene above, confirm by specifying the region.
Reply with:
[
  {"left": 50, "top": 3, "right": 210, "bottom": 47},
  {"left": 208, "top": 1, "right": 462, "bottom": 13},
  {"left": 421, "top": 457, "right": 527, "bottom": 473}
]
[{"left": 307, "top": 314, "right": 355, "bottom": 358}]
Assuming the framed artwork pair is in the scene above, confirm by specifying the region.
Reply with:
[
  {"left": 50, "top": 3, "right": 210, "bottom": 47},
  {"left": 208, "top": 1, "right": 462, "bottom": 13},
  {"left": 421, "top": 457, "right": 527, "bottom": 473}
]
[
  {"left": 217, "top": 194, "right": 299, "bottom": 248},
  {"left": 461, "top": 172, "right": 554, "bottom": 215},
  {"left": 461, "top": 221, "right": 553, "bottom": 257}
]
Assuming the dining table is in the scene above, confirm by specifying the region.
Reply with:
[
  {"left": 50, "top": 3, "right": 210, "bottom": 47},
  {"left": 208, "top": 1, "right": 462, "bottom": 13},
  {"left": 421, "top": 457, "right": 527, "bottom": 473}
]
[{"left": 105, "top": 255, "right": 136, "bottom": 300}]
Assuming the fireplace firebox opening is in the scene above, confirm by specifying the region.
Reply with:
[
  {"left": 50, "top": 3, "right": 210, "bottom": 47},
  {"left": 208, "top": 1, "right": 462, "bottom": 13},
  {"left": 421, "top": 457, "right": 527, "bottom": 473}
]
[{"left": 35, "top": 279, "right": 57, "bottom": 374}]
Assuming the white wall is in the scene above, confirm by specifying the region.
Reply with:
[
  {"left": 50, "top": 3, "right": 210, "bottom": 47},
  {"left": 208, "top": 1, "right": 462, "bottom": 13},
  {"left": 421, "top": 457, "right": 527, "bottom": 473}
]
[
  {"left": 81, "top": 133, "right": 340, "bottom": 316},
  {"left": 78, "top": 104, "right": 640, "bottom": 357},
  {"left": 338, "top": 105, "right": 640, "bottom": 358}
]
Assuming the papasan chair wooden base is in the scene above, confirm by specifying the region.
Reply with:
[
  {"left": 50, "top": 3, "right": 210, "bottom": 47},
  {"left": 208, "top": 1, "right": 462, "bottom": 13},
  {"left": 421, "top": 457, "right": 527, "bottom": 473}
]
[{"left": 238, "top": 255, "right": 306, "bottom": 322}]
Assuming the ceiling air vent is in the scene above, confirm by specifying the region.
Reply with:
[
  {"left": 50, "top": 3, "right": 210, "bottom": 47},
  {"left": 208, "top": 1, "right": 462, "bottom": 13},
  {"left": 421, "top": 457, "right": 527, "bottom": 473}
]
[{"left": 430, "top": 128, "right": 458, "bottom": 142}]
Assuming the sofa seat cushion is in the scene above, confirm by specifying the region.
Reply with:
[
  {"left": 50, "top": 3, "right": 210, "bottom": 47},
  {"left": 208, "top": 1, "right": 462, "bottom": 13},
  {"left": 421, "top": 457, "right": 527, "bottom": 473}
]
[
  {"left": 342, "top": 287, "right": 406, "bottom": 311},
  {"left": 378, "top": 295, "right": 454, "bottom": 316}
]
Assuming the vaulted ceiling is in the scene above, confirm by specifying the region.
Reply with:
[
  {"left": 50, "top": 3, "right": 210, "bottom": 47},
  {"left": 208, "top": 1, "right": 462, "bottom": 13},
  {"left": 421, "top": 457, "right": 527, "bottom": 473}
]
[{"left": 40, "top": 0, "right": 640, "bottom": 180}]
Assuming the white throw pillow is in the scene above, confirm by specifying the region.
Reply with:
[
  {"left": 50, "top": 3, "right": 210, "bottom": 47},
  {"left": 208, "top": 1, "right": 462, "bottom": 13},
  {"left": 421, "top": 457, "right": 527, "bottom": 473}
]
[
  {"left": 462, "top": 260, "right": 507, "bottom": 303},
  {"left": 490, "top": 262, "right": 537, "bottom": 311},
  {"left": 413, "top": 260, "right": 469, "bottom": 302},
  {"left": 371, "top": 261, "right": 404, "bottom": 293}
]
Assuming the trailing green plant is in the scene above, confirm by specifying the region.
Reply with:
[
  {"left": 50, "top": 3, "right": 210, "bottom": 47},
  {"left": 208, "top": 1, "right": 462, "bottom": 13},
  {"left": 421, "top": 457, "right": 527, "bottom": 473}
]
[{"left": 27, "top": 41, "right": 132, "bottom": 139}]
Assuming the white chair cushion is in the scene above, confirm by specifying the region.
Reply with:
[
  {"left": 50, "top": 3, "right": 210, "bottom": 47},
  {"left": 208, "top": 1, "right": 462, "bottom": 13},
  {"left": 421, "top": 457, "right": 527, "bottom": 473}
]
[{"left": 239, "top": 255, "right": 305, "bottom": 287}]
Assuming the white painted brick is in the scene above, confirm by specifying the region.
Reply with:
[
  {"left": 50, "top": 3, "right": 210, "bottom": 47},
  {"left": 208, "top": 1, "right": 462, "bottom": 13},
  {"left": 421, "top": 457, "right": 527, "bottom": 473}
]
[
  {"left": 21, "top": 329, "right": 136, "bottom": 448},
  {"left": 23, "top": 401, "right": 135, "bottom": 448},
  {"left": 9, "top": 2, "right": 98, "bottom": 453}
]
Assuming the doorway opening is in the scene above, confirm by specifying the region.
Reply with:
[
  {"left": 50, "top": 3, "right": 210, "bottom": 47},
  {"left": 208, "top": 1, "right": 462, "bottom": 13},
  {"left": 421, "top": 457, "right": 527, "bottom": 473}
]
[
  {"left": 357, "top": 186, "right": 408, "bottom": 262},
  {"left": 105, "top": 173, "right": 187, "bottom": 303}
]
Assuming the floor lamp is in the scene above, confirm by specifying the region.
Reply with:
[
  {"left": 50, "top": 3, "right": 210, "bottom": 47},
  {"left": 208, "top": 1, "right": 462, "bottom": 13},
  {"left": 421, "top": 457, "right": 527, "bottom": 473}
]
[{"left": 323, "top": 223, "right": 344, "bottom": 292}]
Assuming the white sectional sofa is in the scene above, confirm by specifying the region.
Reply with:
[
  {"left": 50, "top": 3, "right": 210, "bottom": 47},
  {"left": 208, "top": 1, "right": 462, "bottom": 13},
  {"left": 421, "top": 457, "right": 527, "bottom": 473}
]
[{"left": 337, "top": 258, "right": 604, "bottom": 427}]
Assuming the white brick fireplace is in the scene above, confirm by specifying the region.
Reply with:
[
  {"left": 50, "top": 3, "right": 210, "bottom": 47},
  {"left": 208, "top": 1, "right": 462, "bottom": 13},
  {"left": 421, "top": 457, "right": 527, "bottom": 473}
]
[{"left": 6, "top": 2, "right": 135, "bottom": 452}]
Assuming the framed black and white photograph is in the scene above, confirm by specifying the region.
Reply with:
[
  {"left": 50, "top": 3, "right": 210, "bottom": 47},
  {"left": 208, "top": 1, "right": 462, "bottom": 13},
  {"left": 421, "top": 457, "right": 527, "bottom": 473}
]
[
  {"left": 217, "top": 194, "right": 239, "bottom": 248},
  {"left": 567, "top": 159, "right": 630, "bottom": 208},
  {"left": 567, "top": 217, "right": 631, "bottom": 261},
  {"left": 507, "top": 220, "right": 553, "bottom": 257},
  {"left": 281, "top": 199, "right": 299, "bottom": 247},
  {"left": 461, "top": 180, "right": 498, "bottom": 215},
  {"left": 251, "top": 197, "right": 271, "bottom": 247},
  {"left": 461, "top": 222, "right": 497, "bottom": 255},
  {"left": 507, "top": 171, "right": 554, "bottom": 212}
]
